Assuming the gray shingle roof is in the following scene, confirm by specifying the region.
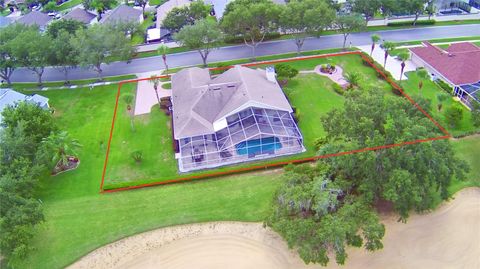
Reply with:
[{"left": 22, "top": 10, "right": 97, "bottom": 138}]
[
  {"left": 63, "top": 8, "right": 96, "bottom": 24},
  {"left": 0, "top": 89, "right": 49, "bottom": 124},
  {"left": 16, "top": 11, "right": 52, "bottom": 28},
  {"left": 0, "top": 16, "right": 12, "bottom": 28},
  {"left": 171, "top": 65, "right": 293, "bottom": 139},
  {"left": 99, "top": 5, "right": 142, "bottom": 24}
]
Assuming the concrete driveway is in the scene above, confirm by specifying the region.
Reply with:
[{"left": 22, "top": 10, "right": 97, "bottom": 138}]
[{"left": 134, "top": 80, "right": 171, "bottom": 115}]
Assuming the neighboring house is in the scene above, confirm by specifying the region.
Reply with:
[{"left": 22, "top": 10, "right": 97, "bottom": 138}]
[
  {"left": 410, "top": 42, "right": 480, "bottom": 108},
  {"left": 205, "top": 0, "right": 285, "bottom": 19},
  {"left": 63, "top": 8, "right": 97, "bottom": 25},
  {"left": 156, "top": 0, "right": 191, "bottom": 28},
  {"left": 0, "top": 88, "right": 49, "bottom": 125},
  {"left": 99, "top": 4, "right": 143, "bottom": 25},
  {"left": 171, "top": 65, "right": 305, "bottom": 172},
  {"left": 16, "top": 10, "right": 52, "bottom": 31},
  {"left": 0, "top": 16, "right": 12, "bottom": 28}
]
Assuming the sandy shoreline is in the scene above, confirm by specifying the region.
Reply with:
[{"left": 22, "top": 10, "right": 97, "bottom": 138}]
[{"left": 68, "top": 188, "right": 480, "bottom": 269}]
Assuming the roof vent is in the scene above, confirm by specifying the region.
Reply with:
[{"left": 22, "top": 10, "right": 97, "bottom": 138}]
[{"left": 266, "top": 66, "right": 276, "bottom": 83}]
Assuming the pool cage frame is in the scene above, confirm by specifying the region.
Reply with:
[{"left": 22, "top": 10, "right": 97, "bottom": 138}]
[
  {"left": 176, "top": 106, "right": 305, "bottom": 172},
  {"left": 454, "top": 81, "right": 480, "bottom": 108}
]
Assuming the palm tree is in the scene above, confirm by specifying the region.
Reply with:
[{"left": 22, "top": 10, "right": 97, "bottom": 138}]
[
  {"left": 416, "top": 68, "right": 430, "bottom": 95},
  {"left": 157, "top": 45, "right": 170, "bottom": 72},
  {"left": 123, "top": 94, "right": 134, "bottom": 111},
  {"left": 370, "top": 34, "right": 381, "bottom": 56},
  {"left": 150, "top": 75, "right": 162, "bottom": 109},
  {"left": 381, "top": 41, "right": 396, "bottom": 68},
  {"left": 42, "top": 131, "right": 82, "bottom": 170},
  {"left": 345, "top": 71, "right": 362, "bottom": 88},
  {"left": 397, "top": 51, "right": 410, "bottom": 82}
]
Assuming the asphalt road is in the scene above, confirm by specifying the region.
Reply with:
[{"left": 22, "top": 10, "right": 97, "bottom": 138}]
[{"left": 10, "top": 24, "right": 480, "bottom": 82}]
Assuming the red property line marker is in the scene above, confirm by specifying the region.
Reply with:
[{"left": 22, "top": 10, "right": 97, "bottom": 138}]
[{"left": 99, "top": 51, "right": 451, "bottom": 194}]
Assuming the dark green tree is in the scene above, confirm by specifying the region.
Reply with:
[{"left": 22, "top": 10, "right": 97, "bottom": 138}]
[
  {"left": 0, "top": 24, "right": 33, "bottom": 85},
  {"left": 279, "top": 0, "right": 335, "bottom": 55},
  {"left": 221, "top": 0, "right": 281, "bottom": 60},
  {"left": 471, "top": 101, "right": 480, "bottom": 127},
  {"left": 174, "top": 19, "right": 223, "bottom": 67},
  {"left": 71, "top": 24, "right": 135, "bottom": 79},
  {"left": 267, "top": 164, "right": 385, "bottom": 266},
  {"left": 161, "top": 0, "right": 210, "bottom": 32},
  {"left": 10, "top": 29, "right": 53, "bottom": 85},
  {"left": 50, "top": 30, "right": 79, "bottom": 84},
  {"left": 348, "top": 0, "right": 382, "bottom": 22},
  {"left": 46, "top": 19, "right": 85, "bottom": 38},
  {"left": 320, "top": 90, "right": 468, "bottom": 219},
  {"left": 334, "top": 13, "right": 366, "bottom": 49},
  {"left": 274, "top": 63, "right": 298, "bottom": 85},
  {"left": 1, "top": 102, "right": 57, "bottom": 147},
  {"left": 444, "top": 104, "right": 463, "bottom": 128},
  {"left": 398, "top": 0, "right": 427, "bottom": 25}
]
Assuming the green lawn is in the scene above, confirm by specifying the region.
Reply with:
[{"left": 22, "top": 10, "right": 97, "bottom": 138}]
[
  {"left": 104, "top": 54, "right": 411, "bottom": 188},
  {"left": 56, "top": 0, "right": 82, "bottom": 11},
  {"left": 149, "top": 0, "right": 167, "bottom": 6},
  {"left": 131, "top": 12, "right": 154, "bottom": 45},
  {"left": 401, "top": 71, "right": 480, "bottom": 137},
  {"left": 1, "top": 74, "right": 136, "bottom": 91},
  {"left": 15, "top": 54, "right": 480, "bottom": 269},
  {"left": 450, "top": 135, "right": 480, "bottom": 193}
]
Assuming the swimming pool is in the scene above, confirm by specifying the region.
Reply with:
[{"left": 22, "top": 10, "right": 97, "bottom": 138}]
[{"left": 235, "top": 137, "right": 282, "bottom": 156}]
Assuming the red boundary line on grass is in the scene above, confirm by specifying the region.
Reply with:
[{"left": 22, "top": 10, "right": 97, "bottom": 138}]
[{"left": 100, "top": 51, "right": 451, "bottom": 193}]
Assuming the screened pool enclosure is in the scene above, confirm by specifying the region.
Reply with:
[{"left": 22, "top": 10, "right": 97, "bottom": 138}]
[{"left": 177, "top": 107, "right": 305, "bottom": 172}]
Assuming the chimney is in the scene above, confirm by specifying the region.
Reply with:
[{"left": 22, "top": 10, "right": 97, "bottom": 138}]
[{"left": 266, "top": 66, "right": 276, "bottom": 83}]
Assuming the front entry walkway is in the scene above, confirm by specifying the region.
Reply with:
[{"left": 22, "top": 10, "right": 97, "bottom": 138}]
[{"left": 134, "top": 80, "right": 171, "bottom": 116}]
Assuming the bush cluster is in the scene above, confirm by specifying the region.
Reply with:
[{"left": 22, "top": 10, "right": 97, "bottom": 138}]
[
  {"left": 387, "top": 20, "right": 436, "bottom": 27},
  {"left": 332, "top": 83, "right": 345, "bottom": 95},
  {"left": 435, "top": 79, "right": 453, "bottom": 94}
]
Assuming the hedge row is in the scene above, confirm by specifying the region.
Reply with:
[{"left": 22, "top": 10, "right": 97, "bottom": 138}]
[
  {"left": 224, "top": 32, "right": 281, "bottom": 44},
  {"left": 435, "top": 79, "right": 453, "bottom": 95},
  {"left": 387, "top": 20, "right": 436, "bottom": 27}
]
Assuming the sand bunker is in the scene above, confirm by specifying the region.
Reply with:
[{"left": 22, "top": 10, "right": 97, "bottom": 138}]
[{"left": 69, "top": 188, "right": 480, "bottom": 269}]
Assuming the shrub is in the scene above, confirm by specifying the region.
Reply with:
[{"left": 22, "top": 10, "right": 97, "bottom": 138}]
[
  {"left": 392, "top": 87, "right": 403, "bottom": 96},
  {"left": 435, "top": 79, "right": 453, "bottom": 94},
  {"left": 275, "top": 64, "right": 299, "bottom": 85},
  {"left": 313, "top": 137, "right": 328, "bottom": 150},
  {"left": 332, "top": 83, "right": 345, "bottom": 95},
  {"left": 445, "top": 105, "right": 464, "bottom": 128},
  {"left": 387, "top": 20, "right": 436, "bottom": 27},
  {"left": 224, "top": 32, "right": 280, "bottom": 43},
  {"left": 131, "top": 150, "right": 143, "bottom": 163},
  {"left": 436, "top": 93, "right": 449, "bottom": 111},
  {"left": 471, "top": 102, "right": 480, "bottom": 127}
]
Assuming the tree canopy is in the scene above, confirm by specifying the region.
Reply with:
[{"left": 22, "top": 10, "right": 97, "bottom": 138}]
[
  {"left": 348, "top": 0, "right": 382, "bottom": 22},
  {"left": 279, "top": 0, "right": 335, "bottom": 55},
  {"left": 161, "top": 0, "right": 210, "bottom": 32},
  {"left": 268, "top": 89, "right": 468, "bottom": 266},
  {"left": 71, "top": 24, "right": 135, "bottom": 78},
  {"left": 334, "top": 13, "right": 366, "bottom": 49},
  {"left": 174, "top": 19, "right": 223, "bottom": 67},
  {"left": 221, "top": 0, "right": 281, "bottom": 59}
]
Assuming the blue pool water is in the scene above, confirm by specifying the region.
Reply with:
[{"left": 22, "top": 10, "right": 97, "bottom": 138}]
[{"left": 235, "top": 137, "right": 282, "bottom": 156}]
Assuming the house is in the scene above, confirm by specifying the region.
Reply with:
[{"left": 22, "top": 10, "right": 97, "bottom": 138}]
[
  {"left": 16, "top": 11, "right": 52, "bottom": 31},
  {"left": 410, "top": 42, "right": 480, "bottom": 108},
  {"left": 0, "top": 16, "right": 12, "bottom": 28},
  {"left": 156, "top": 0, "right": 191, "bottom": 28},
  {"left": 205, "top": 0, "right": 285, "bottom": 19},
  {"left": 99, "top": 4, "right": 143, "bottom": 25},
  {"left": 0, "top": 88, "right": 49, "bottom": 125},
  {"left": 63, "top": 8, "right": 96, "bottom": 25},
  {"left": 171, "top": 65, "right": 305, "bottom": 172}
]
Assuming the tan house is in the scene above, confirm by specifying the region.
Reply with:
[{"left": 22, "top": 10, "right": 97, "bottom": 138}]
[{"left": 171, "top": 65, "right": 305, "bottom": 172}]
